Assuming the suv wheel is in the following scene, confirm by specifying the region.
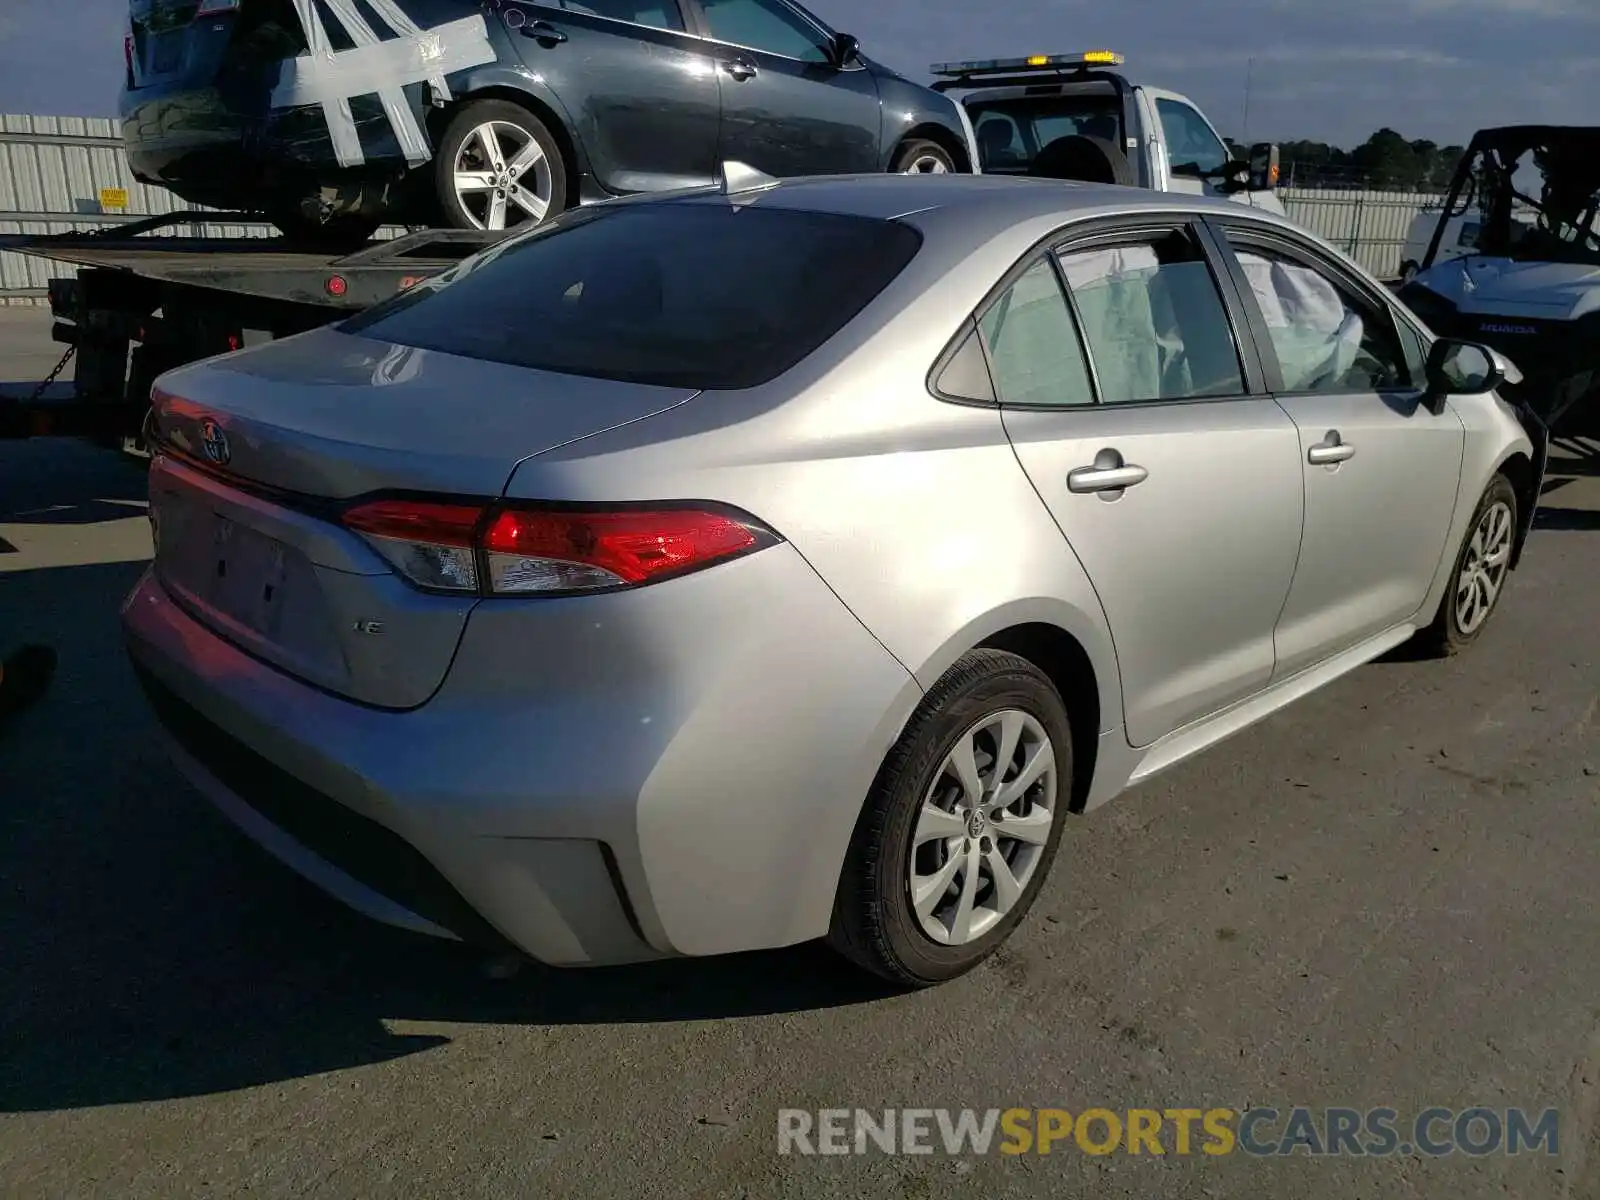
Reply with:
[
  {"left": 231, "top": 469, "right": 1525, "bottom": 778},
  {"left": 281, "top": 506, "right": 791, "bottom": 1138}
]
[
  {"left": 435, "top": 100, "right": 567, "bottom": 232},
  {"left": 892, "top": 139, "right": 956, "bottom": 174},
  {"left": 828, "top": 649, "right": 1072, "bottom": 987}
]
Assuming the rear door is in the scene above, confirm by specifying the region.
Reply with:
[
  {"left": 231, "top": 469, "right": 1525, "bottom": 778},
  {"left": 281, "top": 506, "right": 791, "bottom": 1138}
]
[
  {"left": 974, "top": 218, "right": 1306, "bottom": 747},
  {"left": 504, "top": 0, "right": 722, "bottom": 192},
  {"left": 1207, "top": 219, "right": 1466, "bottom": 677},
  {"left": 688, "top": 0, "right": 882, "bottom": 176}
]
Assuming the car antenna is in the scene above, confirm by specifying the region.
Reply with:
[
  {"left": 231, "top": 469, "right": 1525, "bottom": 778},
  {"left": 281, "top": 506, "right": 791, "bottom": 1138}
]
[{"left": 719, "top": 161, "right": 781, "bottom": 197}]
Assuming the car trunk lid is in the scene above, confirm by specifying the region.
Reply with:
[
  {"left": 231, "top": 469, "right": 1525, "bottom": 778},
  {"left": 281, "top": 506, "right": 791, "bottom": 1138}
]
[{"left": 147, "top": 326, "right": 701, "bottom": 708}]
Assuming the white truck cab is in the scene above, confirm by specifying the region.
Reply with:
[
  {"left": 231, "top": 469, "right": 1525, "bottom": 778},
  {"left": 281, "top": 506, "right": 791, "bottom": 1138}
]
[{"left": 930, "top": 52, "right": 1284, "bottom": 214}]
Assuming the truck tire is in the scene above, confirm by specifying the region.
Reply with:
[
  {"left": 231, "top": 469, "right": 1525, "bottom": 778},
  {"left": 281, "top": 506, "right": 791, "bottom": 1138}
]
[
  {"left": 1030, "top": 134, "right": 1137, "bottom": 187},
  {"left": 434, "top": 100, "right": 567, "bottom": 232}
]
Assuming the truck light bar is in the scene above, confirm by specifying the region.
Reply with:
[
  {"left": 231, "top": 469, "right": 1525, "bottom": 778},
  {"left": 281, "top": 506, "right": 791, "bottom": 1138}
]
[{"left": 930, "top": 51, "right": 1124, "bottom": 77}]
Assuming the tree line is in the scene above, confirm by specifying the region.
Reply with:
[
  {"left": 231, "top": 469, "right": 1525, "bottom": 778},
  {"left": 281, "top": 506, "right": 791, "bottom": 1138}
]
[{"left": 1226, "top": 128, "right": 1467, "bottom": 191}]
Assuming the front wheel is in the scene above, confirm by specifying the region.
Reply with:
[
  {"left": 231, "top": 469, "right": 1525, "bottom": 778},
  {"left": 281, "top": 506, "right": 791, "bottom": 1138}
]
[
  {"left": 891, "top": 138, "right": 956, "bottom": 175},
  {"left": 1416, "top": 473, "right": 1518, "bottom": 656},
  {"left": 828, "top": 649, "right": 1072, "bottom": 988},
  {"left": 434, "top": 99, "right": 567, "bottom": 232}
]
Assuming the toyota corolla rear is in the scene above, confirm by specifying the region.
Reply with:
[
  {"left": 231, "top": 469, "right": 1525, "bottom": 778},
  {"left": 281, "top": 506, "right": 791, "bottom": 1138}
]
[{"left": 121, "top": 196, "right": 934, "bottom": 966}]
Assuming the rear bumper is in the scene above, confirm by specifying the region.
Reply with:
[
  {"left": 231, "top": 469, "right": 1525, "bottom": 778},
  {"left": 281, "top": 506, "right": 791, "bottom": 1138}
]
[
  {"left": 121, "top": 545, "right": 921, "bottom": 966},
  {"left": 120, "top": 86, "right": 401, "bottom": 204}
]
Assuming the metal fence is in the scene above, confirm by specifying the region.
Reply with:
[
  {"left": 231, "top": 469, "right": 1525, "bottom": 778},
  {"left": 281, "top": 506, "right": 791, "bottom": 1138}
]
[
  {"left": 1278, "top": 187, "right": 1446, "bottom": 280},
  {"left": 3, "top": 111, "right": 1445, "bottom": 302}
]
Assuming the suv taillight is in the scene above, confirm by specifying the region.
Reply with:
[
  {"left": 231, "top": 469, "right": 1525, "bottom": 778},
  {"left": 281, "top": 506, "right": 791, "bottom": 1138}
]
[{"left": 341, "top": 499, "right": 778, "bottom": 596}]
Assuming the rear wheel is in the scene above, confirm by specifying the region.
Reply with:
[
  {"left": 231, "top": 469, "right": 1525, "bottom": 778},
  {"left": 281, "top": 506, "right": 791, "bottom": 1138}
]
[
  {"left": 891, "top": 138, "right": 956, "bottom": 175},
  {"left": 435, "top": 100, "right": 566, "bottom": 232},
  {"left": 1416, "top": 473, "right": 1518, "bottom": 656},
  {"left": 828, "top": 649, "right": 1072, "bottom": 988}
]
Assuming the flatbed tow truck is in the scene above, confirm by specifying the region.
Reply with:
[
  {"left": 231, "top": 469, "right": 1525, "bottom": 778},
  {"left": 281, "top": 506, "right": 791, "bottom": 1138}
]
[{"left": 0, "top": 212, "right": 505, "bottom": 445}]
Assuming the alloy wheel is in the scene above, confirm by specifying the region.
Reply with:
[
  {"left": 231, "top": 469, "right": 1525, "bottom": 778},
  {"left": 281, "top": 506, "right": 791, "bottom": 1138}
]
[
  {"left": 902, "top": 153, "right": 951, "bottom": 175},
  {"left": 453, "top": 120, "right": 554, "bottom": 232},
  {"left": 1455, "top": 499, "right": 1514, "bottom": 634},
  {"left": 908, "top": 709, "right": 1056, "bottom": 946}
]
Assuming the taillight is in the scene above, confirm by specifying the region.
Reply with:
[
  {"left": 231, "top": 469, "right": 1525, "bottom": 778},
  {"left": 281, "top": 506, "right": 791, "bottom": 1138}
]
[
  {"left": 340, "top": 500, "right": 776, "bottom": 596},
  {"left": 342, "top": 500, "right": 483, "bottom": 592},
  {"left": 124, "top": 33, "right": 134, "bottom": 79}
]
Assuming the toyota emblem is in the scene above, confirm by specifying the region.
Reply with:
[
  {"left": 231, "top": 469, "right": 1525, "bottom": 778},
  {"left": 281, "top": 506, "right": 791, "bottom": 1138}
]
[{"left": 200, "top": 418, "right": 231, "bottom": 466}]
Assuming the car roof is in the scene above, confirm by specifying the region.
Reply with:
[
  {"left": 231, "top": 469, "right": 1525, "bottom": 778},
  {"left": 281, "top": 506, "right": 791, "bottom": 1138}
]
[{"left": 667, "top": 171, "right": 1294, "bottom": 231}]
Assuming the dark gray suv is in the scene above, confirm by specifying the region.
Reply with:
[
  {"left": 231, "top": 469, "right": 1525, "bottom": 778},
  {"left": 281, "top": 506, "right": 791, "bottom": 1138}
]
[{"left": 120, "top": 0, "right": 978, "bottom": 244}]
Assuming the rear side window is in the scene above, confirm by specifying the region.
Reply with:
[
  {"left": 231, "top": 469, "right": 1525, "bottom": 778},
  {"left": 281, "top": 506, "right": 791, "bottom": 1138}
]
[
  {"left": 977, "top": 258, "right": 1094, "bottom": 407},
  {"left": 343, "top": 204, "right": 922, "bottom": 390},
  {"left": 1056, "top": 231, "right": 1245, "bottom": 403}
]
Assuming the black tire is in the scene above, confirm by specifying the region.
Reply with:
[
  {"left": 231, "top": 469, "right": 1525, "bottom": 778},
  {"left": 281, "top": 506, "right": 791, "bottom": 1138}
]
[
  {"left": 434, "top": 99, "right": 567, "bottom": 232},
  {"left": 828, "top": 649, "right": 1073, "bottom": 988},
  {"left": 891, "top": 138, "right": 957, "bottom": 174},
  {"left": 267, "top": 208, "right": 381, "bottom": 250},
  {"left": 1029, "top": 134, "right": 1137, "bottom": 187},
  {"left": 1415, "top": 473, "right": 1519, "bottom": 657}
]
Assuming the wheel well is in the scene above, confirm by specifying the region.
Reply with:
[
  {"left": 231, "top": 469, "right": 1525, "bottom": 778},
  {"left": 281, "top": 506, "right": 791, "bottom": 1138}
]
[
  {"left": 427, "top": 88, "right": 582, "bottom": 209},
  {"left": 897, "top": 123, "right": 971, "bottom": 172},
  {"left": 1498, "top": 451, "right": 1536, "bottom": 566},
  {"left": 977, "top": 623, "right": 1100, "bottom": 813}
]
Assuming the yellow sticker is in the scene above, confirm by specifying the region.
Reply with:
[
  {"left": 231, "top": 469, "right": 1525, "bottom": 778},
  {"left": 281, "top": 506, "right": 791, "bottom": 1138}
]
[{"left": 99, "top": 187, "right": 130, "bottom": 211}]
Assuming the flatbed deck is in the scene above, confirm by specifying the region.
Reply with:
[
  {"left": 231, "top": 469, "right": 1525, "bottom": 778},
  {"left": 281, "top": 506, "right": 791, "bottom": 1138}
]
[{"left": 0, "top": 211, "right": 511, "bottom": 442}]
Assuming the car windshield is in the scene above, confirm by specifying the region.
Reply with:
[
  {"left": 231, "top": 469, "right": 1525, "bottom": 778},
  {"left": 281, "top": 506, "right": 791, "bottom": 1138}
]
[
  {"left": 340, "top": 202, "right": 923, "bottom": 390},
  {"left": 965, "top": 96, "right": 1122, "bottom": 172},
  {"left": 1449, "top": 131, "right": 1600, "bottom": 266}
]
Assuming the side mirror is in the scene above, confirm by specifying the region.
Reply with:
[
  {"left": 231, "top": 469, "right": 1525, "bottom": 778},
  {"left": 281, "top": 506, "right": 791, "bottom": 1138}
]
[
  {"left": 1216, "top": 159, "right": 1252, "bottom": 192},
  {"left": 1425, "top": 338, "right": 1511, "bottom": 408},
  {"left": 1248, "top": 142, "right": 1280, "bottom": 190},
  {"left": 829, "top": 32, "right": 861, "bottom": 67}
]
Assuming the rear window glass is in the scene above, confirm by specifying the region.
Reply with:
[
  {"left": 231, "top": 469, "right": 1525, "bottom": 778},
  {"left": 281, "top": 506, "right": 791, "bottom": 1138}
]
[{"left": 341, "top": 203, "right": 923, "bottom": 390}]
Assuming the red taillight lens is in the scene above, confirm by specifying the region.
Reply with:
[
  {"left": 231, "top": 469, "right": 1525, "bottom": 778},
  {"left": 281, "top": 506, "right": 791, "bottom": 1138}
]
[
  {"left": 342, "top": 499, "right": 484, "bottom": 592},
  {"left": 124, "top": 33, "right": 135, "bottom": 77},
  {"left": 340, "top": 500, "right": 771, "bottom": 595},
  {"left": 482, "top": 508, "right": 761, "bottom": 594}
]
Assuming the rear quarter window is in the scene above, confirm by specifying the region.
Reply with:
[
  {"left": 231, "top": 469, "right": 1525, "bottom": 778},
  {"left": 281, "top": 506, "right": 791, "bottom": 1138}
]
[{"left": 342, "top": 203, "right": 922, "bottom": 390}]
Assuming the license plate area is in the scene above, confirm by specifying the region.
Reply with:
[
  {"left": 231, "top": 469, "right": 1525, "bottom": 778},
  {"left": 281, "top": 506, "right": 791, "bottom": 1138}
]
[
  {"left": 211, "top": 515, "right": 293, "bottom": 637},
  {"left": 154, "top": 488, "right": 313, "bottom": 643}
]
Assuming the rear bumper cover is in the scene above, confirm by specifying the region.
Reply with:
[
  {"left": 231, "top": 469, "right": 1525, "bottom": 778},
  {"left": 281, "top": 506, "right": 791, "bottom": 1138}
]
[
  {"left": 121, "top": 544, "right": 922, "bottom": 966},
  {"left": 120, "top": 88, "right": 406, "bottom": 203}
]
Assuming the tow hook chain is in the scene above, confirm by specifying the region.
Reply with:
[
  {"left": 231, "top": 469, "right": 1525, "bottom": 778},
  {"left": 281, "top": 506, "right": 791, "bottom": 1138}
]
[{"left": 27, "top": 344, "right": 77, "bottom": 404}]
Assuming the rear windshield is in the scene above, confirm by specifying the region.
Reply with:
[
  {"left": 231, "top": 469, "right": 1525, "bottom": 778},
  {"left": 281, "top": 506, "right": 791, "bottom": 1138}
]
[{"left": 341, "top": 203, "right": 923, "bottom": 390}]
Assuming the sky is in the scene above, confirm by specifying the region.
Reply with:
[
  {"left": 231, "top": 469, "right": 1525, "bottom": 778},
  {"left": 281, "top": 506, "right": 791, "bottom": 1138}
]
[{"left": 0, "top": 0, "right": 1596, "bottom": 148}]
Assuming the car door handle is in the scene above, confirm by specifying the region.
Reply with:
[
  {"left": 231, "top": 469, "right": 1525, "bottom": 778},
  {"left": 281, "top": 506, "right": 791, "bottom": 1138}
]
[
  {"left": 1068, "top": 464, "right": 1145, "bottom": 496},
  {"left": 520, "top": 20, "right": 567, "bottom": 43},
  {"left": 1307, "top": 431, "right": 1356, "bottom": 465},
  {"left": 721, "top": 57, "right": 758, "bottom": 81}
]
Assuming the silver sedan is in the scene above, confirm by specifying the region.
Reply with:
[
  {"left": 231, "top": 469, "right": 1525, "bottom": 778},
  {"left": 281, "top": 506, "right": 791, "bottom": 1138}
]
[{"left": 122, "top": 170, "right": 1543, "bottom": 987}]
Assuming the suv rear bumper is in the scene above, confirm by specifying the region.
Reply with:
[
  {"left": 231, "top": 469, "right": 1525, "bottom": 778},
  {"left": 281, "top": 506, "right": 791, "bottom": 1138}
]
[{"left": 121, "top": 547, "right": 920, "bottom": 967}]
